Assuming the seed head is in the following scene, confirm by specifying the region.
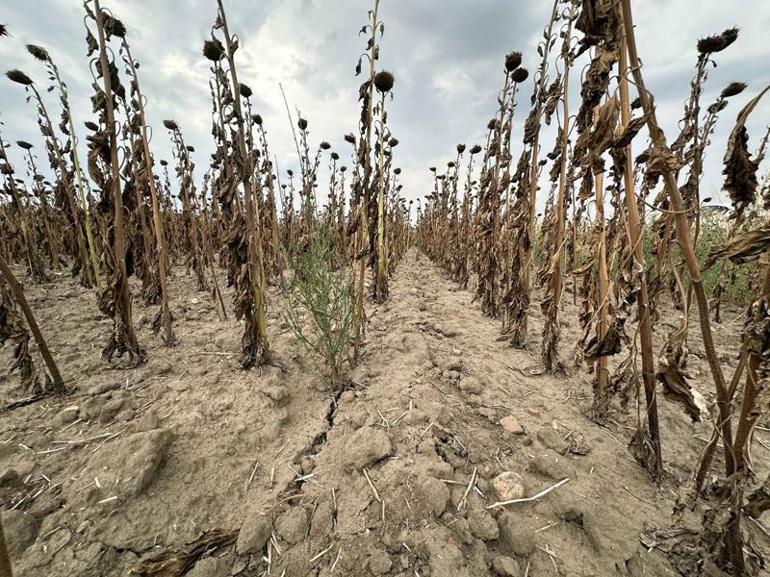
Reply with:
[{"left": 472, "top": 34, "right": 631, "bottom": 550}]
[
  {"left": 298, "top": 118, "right": 308, "bottom": 130},
  {"left": 344, "top": 133, "right": 356, "bottom": 144},
  {"left": 252, "top": 114, "right": 263, "bottom": 125},
  {"left": 186, "top": 145, "right": 195, "bottom": 152},
  {"left": 447, "top": 161, "right": 455, "bottom": 168},
  {"left": 373, "top": 70, "right": 395, "bottom": 93},
  {"left": 202, "top": 38, "right": 225, "bottom": 62},
  {"left": 287, "top": 169, "right": 294, "bottom": 177},
  {"left": 697, "top": 27, "right": 739, "bottom": 54},
  {"left": 84, "top": 121, "right": 99, "bottom": 131},
  {"left": 239, "top": 83, "right": 252, "bottom": 98},
  {"left": 26, "top": 44, "right": 50, "bottom": 62},
  {"left": 0, "top": 24, "right": 8, "bottom": 37},
  {"left": 320, "top": 141, "right": 331, "bottom": 150},
  {"left": 160, "top": 159, "right": 168, "bottom": 166},
  {"left": 163, "top": 119, "right": 179, "bottom": 131},
  {"left": 103, "top": 14, "right": 126, "bottom": 38},
  {"left": 389, "top": 137, "right": 399, "bottom": 147},
  {"left": 6, "top": 69, "right": 34, "bottom": 86},
  {"left": 487, "top": 118, "right": 497, "bottom": 131},
  {"left": 16, "top": 140, "right": 33, "bottom": 150},
  {"left": 707, "top": 100, "right": 729, "bottom": 114},
  {"left": 394, "top": 167, "right": 401, "bottom": 175},
  {"left": 505, "top": 51, "right": 522, "bottom": 72},
  {"left": 720, "top": 81, "right": 747, "bottom": 99},
  {"left": 511, "top": 67, "right": 529, "bottom": 83},
  {"left": 470, "top": 144, "right": 482, "bottom": 155},
  {"left": 331, "top": 151, "right": 339, "bottom": 160},
  {"left": 456, "top": 144, "right": 466, "bottom": 154}
]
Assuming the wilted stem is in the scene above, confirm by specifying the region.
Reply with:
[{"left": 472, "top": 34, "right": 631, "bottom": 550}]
[
  {"left": 0, "top": 252, "right": 64, "bottom": 392},
  {"left": 618, "top": 14, "right": 662, "bottom": 476}
]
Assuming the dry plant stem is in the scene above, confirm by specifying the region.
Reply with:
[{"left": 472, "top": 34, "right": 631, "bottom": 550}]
[
  {"left": 618, "top": 23, "right": 662, "bottom": 477},
  {"left": 544, "top": 9, "right": 574, "bottom": 371},
  {"left": 374, "top": 91, "right": 388, "bottom": 302},
  {"left": 353, "top": 205, "right": 368, "bottom": 361},
  {"left": 694, "top": 353, "right": 746, "bottom": 497},
  {"left": 93, "top": 0, "right": 142, "bottom": 362},
  {"left": 122, "top": 41, "right": 176, "bottom": 345},
  {"left": 25, "top": 149, "right": 60, "bottom": 269},
  {"left": 353, "top": 0, "right": 380, "bottom": 356},
  {"left": 218, "top": 0, "right": 269, "bottom": 364},
  {"left": 0, "top": 253, "right": 64, "bottom": 391},
  {"left": 0, "top": 138, "right": 44, "bottom": 282},
  {"left": 620, "top": 0, "right": 740, "bottom": 568},
  {"left": 50, "top": 61, "right": 102, "bottom": 290},
  {"left": 521, "top": 0, "right": 560, "bottom": 341},
  {"left": 733, "top": 257, "right": 770, "bottom": 470},
  {"left": 30, "top": 84, "right": 92, "bottom": 287},
  {"left": 620, "top": 0, "right": 730, "bottom": 466},
  {"left": 593, "top": 163, "right": 610, "bottom": 410}
]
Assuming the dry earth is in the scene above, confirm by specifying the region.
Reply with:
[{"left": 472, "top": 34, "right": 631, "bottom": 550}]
[{"left": 1, "top": 250, "right": 768, "bottom": 576}]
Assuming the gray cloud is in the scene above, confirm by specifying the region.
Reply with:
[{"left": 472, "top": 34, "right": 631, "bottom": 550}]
[{"left": 1, "top": 0, "right": 768, "bottom": 212}]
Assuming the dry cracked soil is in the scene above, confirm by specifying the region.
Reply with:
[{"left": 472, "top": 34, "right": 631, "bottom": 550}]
[{"left": 1, "top": 250, "right": 768, "bottom": 577}]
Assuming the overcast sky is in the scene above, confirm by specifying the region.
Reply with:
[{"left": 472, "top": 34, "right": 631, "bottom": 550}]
[{"left": 1, "top": 0, "right": 768, "bottom": 212}]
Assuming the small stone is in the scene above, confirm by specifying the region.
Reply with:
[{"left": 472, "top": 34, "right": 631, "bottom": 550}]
[
  {"left": 368, "top": 549, "right": 392, "bottom": 575},
  {"left": 343, "top": 427, "right": 392, "bottom": 471},
  {"left": 526, "top": 407, "right": 541, "bottom": 417},
  {"left": 493, "top": 472, "right": 526, "bottom": 502},
  {"left": 276, "top": 507, "right": 309, "bottom": 544},
  {"left": 468, "top": 510, "right": 499, "bottom": 541},
  {"left": 537, "top": 426, "right": 569, "bottom": 455},
  {"left": 53, "top": 406, "right": 80, "bottom": 427},
  {"left": 458, "top": 376, "right": 483, "bottom": 394},
  {"left": 499, "top": 415, "right": 525, "bottom": 435},
  {"left": 99, "top": 398, "right": 125, "bottom": 423},
  {"left": 236, "top": 513, "right": 271, "bottom": 555},
  {"left": 492, "top": 555, "right": 520, "bottom": 577},
  {"left": 416, "top": 476, "right": 450, "bottom": 516}
]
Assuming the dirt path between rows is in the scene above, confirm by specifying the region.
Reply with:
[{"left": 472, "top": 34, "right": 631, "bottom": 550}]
[{"left": 2, "top": 250, "right": 767, "bottom": 576}]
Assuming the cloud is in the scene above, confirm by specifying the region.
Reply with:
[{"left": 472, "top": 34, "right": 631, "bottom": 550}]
[{"left": 1, "top": 0, "right": 768, "bottom": 215}]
